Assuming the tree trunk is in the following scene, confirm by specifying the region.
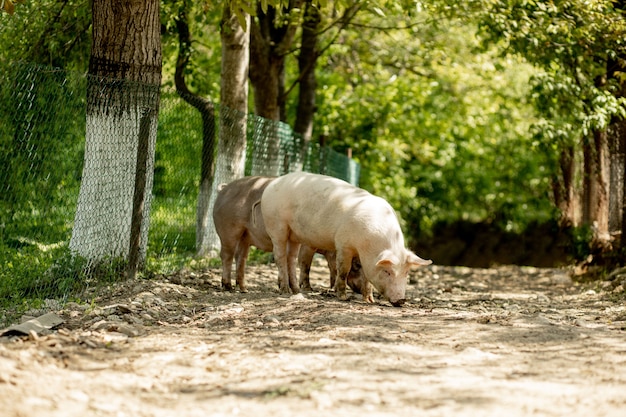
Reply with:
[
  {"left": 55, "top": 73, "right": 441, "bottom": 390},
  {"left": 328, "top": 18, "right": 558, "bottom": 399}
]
[
  {"left": 613, "top": 0, "right": 626, "bottom": 249},
  {"left": 173, "top": 5, "right": 217, "bottom": 255},
  {"left": 195, "top": 3, "right": 250, "bottom": 256},
  {"left": 293, "top": 1, "right": 321, "bottom": 170},
  {"left": 248, "top": 1, "right": 303, "bottom": 176},
  {"left": 582, "top": 129, "right": 610, "bottom": 243},
  {"left": 552, "top": 145, "right": 577, "bottom": 227},
  {"left": 70, "top": 0, "right": 161, "bottom": 271}
]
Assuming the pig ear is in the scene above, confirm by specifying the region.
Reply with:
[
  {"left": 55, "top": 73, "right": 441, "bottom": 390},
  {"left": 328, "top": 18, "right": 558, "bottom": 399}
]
[
  {"left": 376, "top": 259, "right": 395, "bottom": 268},
  {"left": 376, "top": 250, "right": 399, "bottom": 269},
  {"left": 406, "top": 250, "right": 432, "bottom": 266}
]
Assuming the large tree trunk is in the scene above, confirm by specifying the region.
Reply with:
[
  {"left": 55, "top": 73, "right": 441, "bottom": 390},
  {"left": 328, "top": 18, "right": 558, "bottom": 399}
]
[
  {"left": 196, "top": 3, "right": 250, "bottom": 256},
  {"left": 173, "top": 5, "right": 217, "bottom": 255},
  {"left": 70, "top": 0, "right": 162, "bottom": 272},
  {"left": 293, "top": 0, "right": 321, "bottom": 170}
]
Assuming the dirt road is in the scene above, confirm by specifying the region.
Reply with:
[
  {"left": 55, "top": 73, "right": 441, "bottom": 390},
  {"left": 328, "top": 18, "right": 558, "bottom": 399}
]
[{"left": 1, "top": 263, "right": 626, "bottom": 417}]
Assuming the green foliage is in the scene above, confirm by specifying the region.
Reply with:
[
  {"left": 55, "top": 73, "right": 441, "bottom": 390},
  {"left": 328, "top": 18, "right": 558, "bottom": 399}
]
[
  {"left": 160, "top": 0, "right": 222, "bottom": 96},
  {"left": 567, "top": 223, "right": 594, "bottom": 261},
  {"left": 0, "top": 64, "right": 85, "bottom": 250},
  {"left": 0, "top": 0, "right": 91, "bottom": 70},
  {"left": 0, "top": 243, "right": 126, "bottom": 312},
  {"left": 2, "top": 1, "right": 617, "bottom": 321},
  {"left": 314, "top": 6, "right": 554, "bottom": 239},
  {"left": 1, "top": 0, "right": 25, "bottom": 15},
  {"left": 475, "top": 0, "right": 626, "bottom": 160}
]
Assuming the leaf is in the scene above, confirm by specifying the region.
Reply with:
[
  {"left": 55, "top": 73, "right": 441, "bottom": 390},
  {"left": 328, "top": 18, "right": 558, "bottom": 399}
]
[
  {"left": 2, "top": 0, "right": 16, "bottom": 15},
  {"left": 238, "top": 1, "right": 255, "bottom": 16},
  {"left": 235, "top": 8, "right": 248, "bottom": 31},
  {"left": 372, "top": 6, "right": 385, "bottom": 17}
]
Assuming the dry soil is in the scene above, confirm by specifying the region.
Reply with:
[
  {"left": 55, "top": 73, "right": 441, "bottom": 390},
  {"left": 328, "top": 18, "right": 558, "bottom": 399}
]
[{"left": 1, "top": 262, "right": 626, "bottom": 417}]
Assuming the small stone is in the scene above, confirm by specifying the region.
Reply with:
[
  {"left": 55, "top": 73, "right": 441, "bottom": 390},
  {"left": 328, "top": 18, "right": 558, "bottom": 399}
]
[
  {"left": 114, "top": 324, "right": 142, "bottom": 337},
  {"left": 289, "top": 293, "right": 306, "bottom": 301},
  {"left": 106, "top": 314, "right": 122, "bottom": 322}
]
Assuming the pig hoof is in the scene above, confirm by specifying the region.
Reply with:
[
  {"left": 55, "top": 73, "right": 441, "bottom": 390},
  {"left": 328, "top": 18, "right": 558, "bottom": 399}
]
[
  {"left": 222, "top": 283, "right": 233, "bottom": 292},
  {"left": 363, "top": 295, "right": 375, "bottom": 303},
  {"left": 390, "top": 299, "right": 406, "bottom": 307},
  {"left": 239, "top": 287, "right": 249, "bottom": 293},
  {"left": 337, "top": 292, "right": 349, "bottom": 301}
]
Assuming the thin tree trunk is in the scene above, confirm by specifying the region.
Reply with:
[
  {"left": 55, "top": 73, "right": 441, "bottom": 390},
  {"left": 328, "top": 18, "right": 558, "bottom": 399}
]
[
  {"left": 552, "top": 145, "right": 577, "bottom": 227},
  {"left": 293, "top": 1, "right": 320, "bottom": 170},
  {"left": 70, "top": 0, "right": 161, "bottom": 270},
  {"left": 173, "top": 5, "right": 217, "bottom": 253},
  {"left": 196, "top": 2, "right": 250, "bottom": 256}
]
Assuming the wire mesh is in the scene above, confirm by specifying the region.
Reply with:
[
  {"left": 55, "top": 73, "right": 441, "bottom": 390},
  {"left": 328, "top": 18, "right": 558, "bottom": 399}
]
[{"left": 0, "top": 62, "right": 360, "bottom": 324}]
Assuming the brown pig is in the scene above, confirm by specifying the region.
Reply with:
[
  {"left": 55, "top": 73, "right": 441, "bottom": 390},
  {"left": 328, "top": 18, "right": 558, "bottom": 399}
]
[
  {"left": 260, "top": 171, "right": 432, "bottom": 306},
  {"left": 212, "top": 176, "right": 364, "bottom": 294}
]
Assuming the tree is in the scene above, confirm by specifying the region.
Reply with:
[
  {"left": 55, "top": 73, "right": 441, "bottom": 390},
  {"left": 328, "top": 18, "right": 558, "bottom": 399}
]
[
  {"left": 293, "top": 0, "right": 321, "bottom": 146},
  {"left": 196, "top": 1, "right": 251, "bottom": 255},
  {"left": 0, "top": 0, "right": 91, "bottom": 70},
  {"left": 249, "top": 0, "right": 304, "bottom": 121},
  {"left": 171, "top": 0, "right": 219, "bottom": 255},
  {"left": 292, "top": 1, "right": 360, "bottom": 161},
  {"left": 475, "top": 0, "right": 626, "bottom": 246},
  {"left": 311, "top": 2, "right": 552, "bottom": 239},
  {"left": 69, "top": 0, "right": 162, "bottom": 275}
]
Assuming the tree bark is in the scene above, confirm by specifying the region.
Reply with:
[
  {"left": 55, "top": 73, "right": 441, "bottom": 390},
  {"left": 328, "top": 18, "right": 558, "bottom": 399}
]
[
  {"left": 582, "top": 129, "right": 611, "bottom": 244},
  {"left": 552, "top": 145, "right": 577, "bottom": 227},
  {"left": 248, "top": 1, "right": 303, "bottom": 176},
  {"left": 293, "top": 0, "right": 321, "bottom": 169},
  {"left": 70, "top": 0, "right": 161, "bottom": 270},
  {"left": 196, "top": 2, "right": 250, "bottom": 256},
  {"left": 173, "top": 4, "right": 217, "bottom": 255},
  {"left": 613, "top": 0, "right": 626, "bottom": 249}
]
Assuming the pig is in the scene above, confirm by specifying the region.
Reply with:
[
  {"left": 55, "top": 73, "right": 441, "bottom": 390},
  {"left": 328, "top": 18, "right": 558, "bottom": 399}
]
[
  {"left": 298, "top": 245, "right": 366, "bottom": 295},
  {"left": 260, "top": 171, "right": 432, "bottom": 306},
  {"left": 212, "top": 176, "right": 365, "bottom": 294}
]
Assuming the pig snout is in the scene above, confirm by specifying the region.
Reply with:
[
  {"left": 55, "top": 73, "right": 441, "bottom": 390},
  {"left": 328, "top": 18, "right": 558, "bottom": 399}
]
[{"left": 376, "top": 278, "right": 408, "bottom": 307}]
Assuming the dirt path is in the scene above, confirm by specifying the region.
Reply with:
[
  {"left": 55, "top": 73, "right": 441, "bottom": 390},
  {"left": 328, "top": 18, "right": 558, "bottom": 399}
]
[{"left": 1, "top": 263, "right": 626, "bottom": 417}]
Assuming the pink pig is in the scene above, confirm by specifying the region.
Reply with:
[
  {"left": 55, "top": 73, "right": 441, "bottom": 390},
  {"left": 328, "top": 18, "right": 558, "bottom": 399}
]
[
  {"left": 261, "top": 171, "right": 432, "bottom": 306},
  {"left": 213, "top": 176, "right": 365, "bottom": 294}
]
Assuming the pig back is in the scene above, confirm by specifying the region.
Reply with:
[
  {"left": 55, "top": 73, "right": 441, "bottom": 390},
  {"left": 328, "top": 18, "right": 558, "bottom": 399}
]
[
  {"left": 213, "top": 176, "right": 276, "bottom": 251},
  {"left": 261, "top": 172, "right": 395, "bottom": 252}
]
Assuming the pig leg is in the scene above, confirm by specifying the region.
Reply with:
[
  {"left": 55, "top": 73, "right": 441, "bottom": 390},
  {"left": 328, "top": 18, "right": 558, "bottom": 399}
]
[
  {"left": 323, "top": 250, "right": 339, "bottom": 290},
  {"left": 270, "top": 231, "right": 292, "bottom": 294},
  {"left": 274, "top": 244, "right": 290, "bottom": 294},
  {"left": 234, "top": 239, "right": 251, "bottom": 293},
  {"left": 298, "top": 245, "right": 316, "bottom": 292},
  {"left": 334, "top": 252, "right": 353, "bottom": 301},
  {"left": 361, "top": 280, "right": 374, "bottom": 303},
  {"left": 287, "top": 240, "right": 301, "bottom": 294},
  {"left": 220, "top": 243, "right": 235, "bottom": 291}
]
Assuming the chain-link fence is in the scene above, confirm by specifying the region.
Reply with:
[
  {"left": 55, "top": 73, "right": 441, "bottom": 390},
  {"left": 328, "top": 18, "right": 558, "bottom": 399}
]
[{"left": 0, "top": 62, "right": 359, "bottom": 325}]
